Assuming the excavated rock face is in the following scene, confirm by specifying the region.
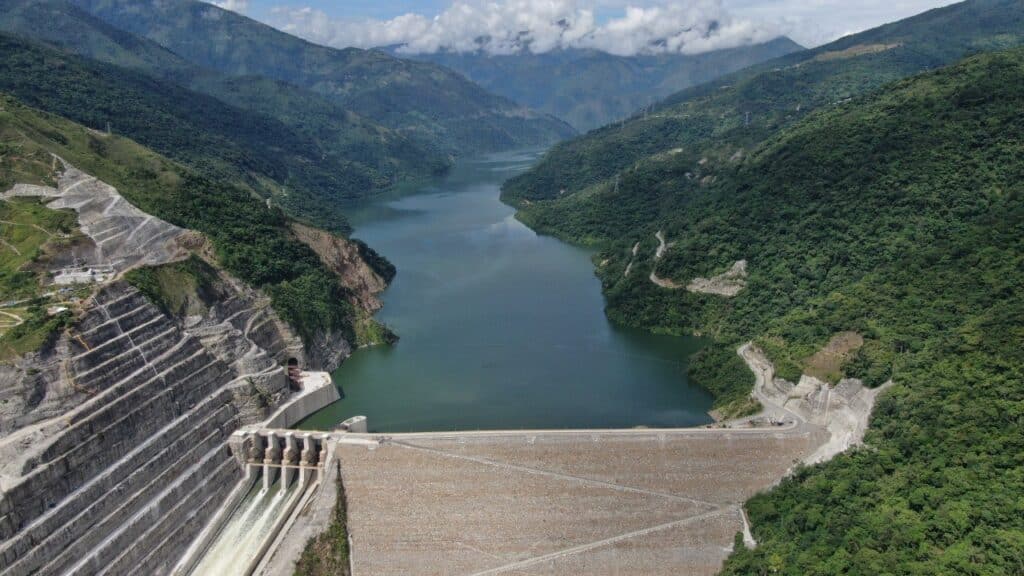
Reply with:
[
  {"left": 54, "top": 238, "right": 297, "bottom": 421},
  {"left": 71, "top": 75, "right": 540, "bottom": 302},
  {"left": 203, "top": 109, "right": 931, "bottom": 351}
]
[
  {"left": 0, "top": 337, "right": 73, "bottom": 436},
  {"left": 0, "top": 282, "right": 297, "bottom": 576},
  {"left": 290, "top": 222, "right": 387, "bottom": 314},
  {"left": 0, "top": 161, "right": 382, "bottom": 574}
]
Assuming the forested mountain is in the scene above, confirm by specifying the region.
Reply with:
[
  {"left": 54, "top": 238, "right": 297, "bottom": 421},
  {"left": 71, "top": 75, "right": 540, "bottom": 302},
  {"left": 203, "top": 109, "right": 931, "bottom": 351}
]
[
  {"left": 0, "top": 33, "right": 393, "bottom": 233},
  {"left": 0, "top": 92, "right": 390, "bottom": 350},
  {"left": 399, "top": 38, "right": 803, "bottom": 132},
  {"left": 504, "top": 0, "right": 1024, "bottom": 215},
  {"left": 0, "top": 0, "right": 453, "bottom": 233},
  {"left": 702, "top": 47, "right": 1023, "bottom": 575},
  {"left": 67, "top": 0, "right": 576, "bottom": 155},
  {"left": 497, "top": 0, "right": 1024, "bottom": 571}
]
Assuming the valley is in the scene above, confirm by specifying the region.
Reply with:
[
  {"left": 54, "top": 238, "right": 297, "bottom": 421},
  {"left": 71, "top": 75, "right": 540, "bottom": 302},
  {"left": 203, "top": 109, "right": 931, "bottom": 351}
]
[
  {"left": 299, "top": 152, "right": 714, "bottom": 433},
  {"left": 0, "top": 0, "right": 1022, "bottom": 574}
]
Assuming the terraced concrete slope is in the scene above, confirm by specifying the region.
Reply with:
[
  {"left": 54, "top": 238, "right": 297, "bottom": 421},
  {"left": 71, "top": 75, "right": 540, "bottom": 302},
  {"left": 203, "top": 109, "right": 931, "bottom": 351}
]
[
  {"left": 0, "top": 163, "right": 334, "bottom": 575},
  {"left": 0, "top": 282, "right": 267, "bottom": 575},
  {"left": 0, "top": 98, "right": 381, "bottom": 576}
]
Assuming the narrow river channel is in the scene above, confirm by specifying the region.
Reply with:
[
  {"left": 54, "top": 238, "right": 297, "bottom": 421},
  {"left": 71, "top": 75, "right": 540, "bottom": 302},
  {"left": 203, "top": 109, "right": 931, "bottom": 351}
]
[{"left": 299, "top": 150, "right": 713, "bottom": 432}]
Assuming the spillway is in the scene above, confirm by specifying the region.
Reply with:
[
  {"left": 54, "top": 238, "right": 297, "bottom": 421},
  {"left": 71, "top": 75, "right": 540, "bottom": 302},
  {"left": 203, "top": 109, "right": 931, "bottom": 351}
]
[{"left": 188, "top": 476, "right": 302, "bottom": 576}]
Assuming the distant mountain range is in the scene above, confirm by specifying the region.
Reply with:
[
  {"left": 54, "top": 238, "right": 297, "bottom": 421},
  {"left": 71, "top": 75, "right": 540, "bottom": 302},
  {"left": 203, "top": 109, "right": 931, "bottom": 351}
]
[
  {"left": 65, "top": 0, "right": 576, "bottom": 154},
  {"left": 0, "top": 0, "right": 574, "bottom": 232},
  {"left": 504, "top": 0, "right": 1024, "bottom": 213},
  {"left": 396, "top": 38, "right": 804, "bottom": 132}
]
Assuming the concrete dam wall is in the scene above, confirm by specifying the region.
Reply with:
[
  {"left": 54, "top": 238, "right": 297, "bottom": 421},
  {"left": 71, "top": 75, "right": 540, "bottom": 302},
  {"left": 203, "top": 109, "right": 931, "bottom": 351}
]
[{"left": 0, "top": 281, "right": 338, "bottom": 576}]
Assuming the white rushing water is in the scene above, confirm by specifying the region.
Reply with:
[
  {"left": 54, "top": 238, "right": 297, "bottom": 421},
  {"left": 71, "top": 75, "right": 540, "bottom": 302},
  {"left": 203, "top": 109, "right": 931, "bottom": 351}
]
[{"left": 189, "top": 477, "right": 299, "bottom": 576}]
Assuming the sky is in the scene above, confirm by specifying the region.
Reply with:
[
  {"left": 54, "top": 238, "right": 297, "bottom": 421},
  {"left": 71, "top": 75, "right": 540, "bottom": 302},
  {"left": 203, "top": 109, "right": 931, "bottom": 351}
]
[{"left": 214, "top": 0, "right": 958, "bottom": 55}]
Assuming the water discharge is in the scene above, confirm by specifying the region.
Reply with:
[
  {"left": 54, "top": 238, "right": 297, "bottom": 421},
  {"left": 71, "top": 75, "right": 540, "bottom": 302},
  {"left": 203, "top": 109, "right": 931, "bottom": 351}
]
[
  {"left": 301, "top": 150, "right": 714, "bottom": 432},
  {"left": 188, "top": 478, "right": 300, "bottom": 576}
]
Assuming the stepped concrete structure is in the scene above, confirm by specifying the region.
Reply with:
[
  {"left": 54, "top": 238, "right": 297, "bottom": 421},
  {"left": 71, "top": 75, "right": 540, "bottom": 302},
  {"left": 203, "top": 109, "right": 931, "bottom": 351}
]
[
  {"left": 0, "top": 161, "right": 347, "bottom": 576},
  {"left": 0, "top": 282, "right": 341, "bottom": 576}
]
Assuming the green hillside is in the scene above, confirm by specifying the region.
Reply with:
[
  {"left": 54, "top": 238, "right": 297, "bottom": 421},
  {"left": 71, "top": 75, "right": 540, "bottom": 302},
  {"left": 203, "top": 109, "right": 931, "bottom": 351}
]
[
  {"left": 0, "top": 0, "right": 451, "bottom": 207},
  {"left": 0, "top": 93, "right": 383, "bottom": 348},
  {"left": 68, "top": 0, "right": 576, "bottom": 154},
  {"left": 0, "top": 3, "right": 455, "bottom": 233},
  {"left": 698, "top": 48, "right": 1023, "bottom": 575},
  {"left": 503, "top": 0, "right": 1024, "bottom": 221},
  {"left": 500, "top": 2, "right": 1024, "bottom": 571},
  {"left": 401, "top": 38, "right": 803, "bottom": 132},
  {"left": 507, "top": 45, "right": 1024, "bottom": 573}
]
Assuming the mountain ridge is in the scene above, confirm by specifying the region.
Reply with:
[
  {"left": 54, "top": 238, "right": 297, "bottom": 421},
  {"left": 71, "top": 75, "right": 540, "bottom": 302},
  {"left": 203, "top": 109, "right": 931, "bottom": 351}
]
[
  {"left": 503, "top": 0, "right": 1024, "bottom": 213},
  {"left": 396, "top": 37, "right": 804, "bottom": 131},
  {"left": 68, "top": 0, "right": 577, "bottom": 155},
  {"left": 0, "top": 0, "right": 452, "bottom": 232}
]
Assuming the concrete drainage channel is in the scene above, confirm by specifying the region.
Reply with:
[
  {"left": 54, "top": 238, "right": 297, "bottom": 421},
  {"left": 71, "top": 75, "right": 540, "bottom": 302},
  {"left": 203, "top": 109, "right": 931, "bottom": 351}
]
[
  {"left": 174, "top": 430, "right": 332, "bottom": 576},
  {"left": 170, "top": 372, "right": 345, "bottom": 576}
]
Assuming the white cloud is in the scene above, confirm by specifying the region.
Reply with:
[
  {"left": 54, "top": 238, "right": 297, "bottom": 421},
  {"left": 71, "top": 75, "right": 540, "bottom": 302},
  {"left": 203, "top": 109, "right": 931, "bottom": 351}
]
[
  {"left": 211, "top": 0, "right": 249, "bottom": 14},
  {"left": 268, "top": 0, "right": 785, "bottom": 56},
  {"left": 723, "top": 0, "right": 957, "bottom": 47}
]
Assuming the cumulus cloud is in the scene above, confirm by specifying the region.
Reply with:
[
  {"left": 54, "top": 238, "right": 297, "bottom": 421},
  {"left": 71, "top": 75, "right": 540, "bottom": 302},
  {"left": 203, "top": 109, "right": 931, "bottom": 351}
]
[
  {"left": 725, "top": 0, "right": 954, "bottom": 47},
  {"left": 268, "top": 0, "right": 784, "bottom": 56},
  {"left": 211, "top": 0, "right": 249, "bottom": 14}
]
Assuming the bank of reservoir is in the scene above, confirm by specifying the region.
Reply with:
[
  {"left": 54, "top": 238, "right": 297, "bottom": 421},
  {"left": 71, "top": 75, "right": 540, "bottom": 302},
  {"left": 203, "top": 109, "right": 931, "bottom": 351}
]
[{"left": 300, "top": 151, "right": 713, "bottom": 432}]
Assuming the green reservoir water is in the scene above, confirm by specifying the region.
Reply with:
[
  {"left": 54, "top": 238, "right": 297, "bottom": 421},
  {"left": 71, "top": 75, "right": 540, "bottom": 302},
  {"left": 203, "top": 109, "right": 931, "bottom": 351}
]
[{"left": 300, "top": 151, "right": 713, "bottom": 432}]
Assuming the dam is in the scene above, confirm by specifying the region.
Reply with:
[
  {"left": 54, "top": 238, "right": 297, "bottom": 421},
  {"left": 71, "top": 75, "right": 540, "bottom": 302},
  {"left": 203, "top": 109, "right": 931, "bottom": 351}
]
[
  {"left": 0, "top": 283, "right": 879, "bottom": 576},
  {"left": 0, "top": 157, "right": 888, "bottom": 576}
]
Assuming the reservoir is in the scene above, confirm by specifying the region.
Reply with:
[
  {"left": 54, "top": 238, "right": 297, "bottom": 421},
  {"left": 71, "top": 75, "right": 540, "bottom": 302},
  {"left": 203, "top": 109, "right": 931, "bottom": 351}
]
[{"left": 300, "top": 150, "right": 713, "bottom": 432}]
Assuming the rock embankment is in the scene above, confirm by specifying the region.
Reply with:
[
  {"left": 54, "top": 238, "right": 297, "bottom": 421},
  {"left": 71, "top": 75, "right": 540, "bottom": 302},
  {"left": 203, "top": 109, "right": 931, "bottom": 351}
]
[
  {"left": 738, "top": 343, "right": 892, "bottom": 465},
  {"left": 291, "top": 223, "right": 387, "bottom": 314},
  {"left": 686, "top": 260, "right": 747, "bottom": 297}
]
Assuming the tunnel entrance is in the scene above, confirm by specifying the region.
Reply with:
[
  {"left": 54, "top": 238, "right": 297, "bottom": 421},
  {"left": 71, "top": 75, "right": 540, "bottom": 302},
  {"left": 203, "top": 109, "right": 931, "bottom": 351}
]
[{"left": 286, "top": 358, "right": 301, "bottom": 390}]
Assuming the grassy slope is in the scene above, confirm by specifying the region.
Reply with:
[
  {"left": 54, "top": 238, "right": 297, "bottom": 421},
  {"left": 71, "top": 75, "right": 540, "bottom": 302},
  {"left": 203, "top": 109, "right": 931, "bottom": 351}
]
[
  {"left": 403, "top": 37, "right": 803, "bottom": 132},
  {"left": 0, "top": 0, "right": 451, "bottom": 229},
  {"left": 0, "top": 93, "right": 374, "bottom": 346},
  {"left": 0, "top": 198, "right": 78, "bottom": 360},
  {"left": 70, "top": 0, "right": 576, "bottom": 154}
]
